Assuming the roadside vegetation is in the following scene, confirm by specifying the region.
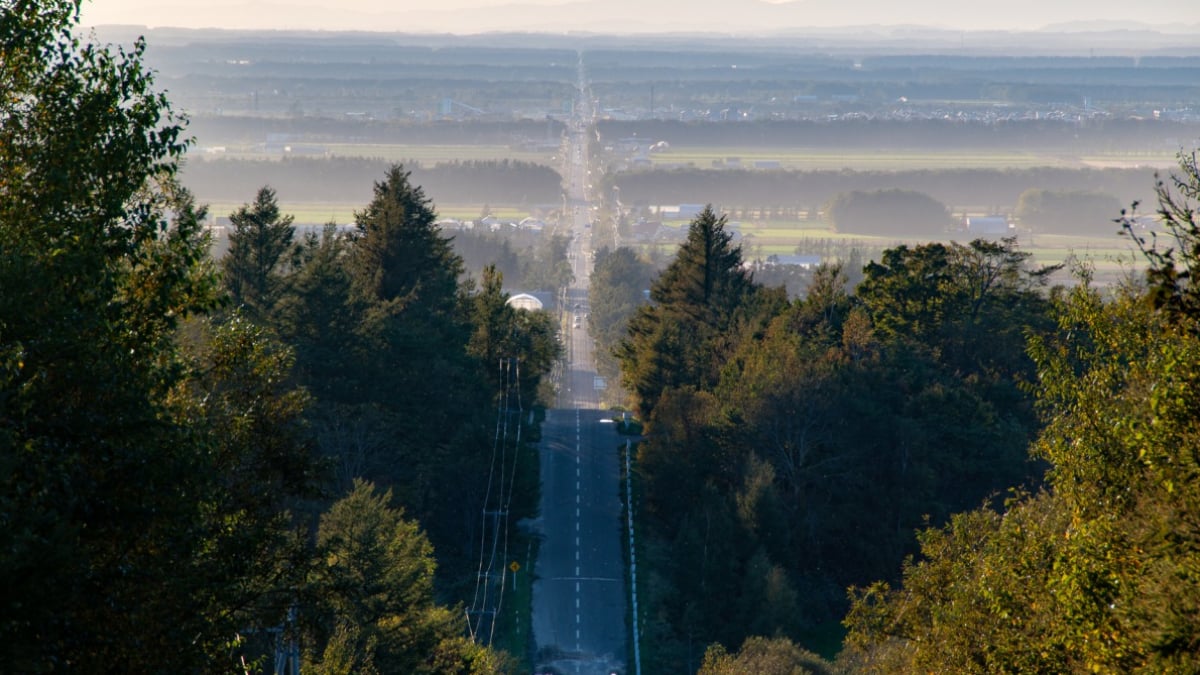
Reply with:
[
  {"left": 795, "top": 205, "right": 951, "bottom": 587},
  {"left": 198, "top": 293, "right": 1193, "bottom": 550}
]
[
  {"left": 1, "top": 6, "right": 557, "bottom": 670},
  {"left": 602, "top": 155, "right": 1200, "bottom": 672}
]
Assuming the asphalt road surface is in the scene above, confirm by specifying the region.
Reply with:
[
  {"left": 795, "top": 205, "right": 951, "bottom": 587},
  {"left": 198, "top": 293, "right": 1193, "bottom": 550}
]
[{"left": 531, "top": 57, "right": 629, "bottom": 675}]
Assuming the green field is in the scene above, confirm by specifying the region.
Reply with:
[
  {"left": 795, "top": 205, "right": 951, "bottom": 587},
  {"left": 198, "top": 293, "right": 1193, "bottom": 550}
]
[
  {"left": 323, "top": 143, "right": 558, "bottom": 165},
  {"left": 649, "top": 217, "right": 1143, "bottom": 285},
  {"left": 205, "top": 201, "right": 359, "bottom": 225}
]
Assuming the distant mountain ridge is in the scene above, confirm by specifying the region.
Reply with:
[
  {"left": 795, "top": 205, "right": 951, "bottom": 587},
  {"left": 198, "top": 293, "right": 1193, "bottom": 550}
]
[{"left": 85, "top": 0, "right": 1200, "bottom": 38}]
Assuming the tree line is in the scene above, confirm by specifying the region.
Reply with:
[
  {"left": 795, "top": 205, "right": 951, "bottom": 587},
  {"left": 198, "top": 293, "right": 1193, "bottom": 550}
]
[
  {"left": 190, "top": 115, "right": 566, "bottom": 146},
  {"left": 182, "top": 156, "right": 564, "bottom": 209},
  {"left": 614, "top": 151, "right": 1200, "bottom": 672},
  {"left": 1, "top": 6, "right": 559, "bottom": 671},
  {"left": 604, "top": 165, "right": 1156, "bottom": 226},
  {"left": 598, "top": 118, "right": 1194, "bottom": 152},
  {"left": 614, "top": 205, "right": 1056, "bottom": 670}
]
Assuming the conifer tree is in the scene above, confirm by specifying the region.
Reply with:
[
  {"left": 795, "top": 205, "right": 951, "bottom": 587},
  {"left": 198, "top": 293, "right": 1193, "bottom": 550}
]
[
  {"left": 1, "top": 5, "right": 318, "bottom": 668},
  {"left": 617, "top": 206, "right": 755, "bottom": 417},
  {"left": 222, "top": 185, "right": 296, "bottom": 319}
]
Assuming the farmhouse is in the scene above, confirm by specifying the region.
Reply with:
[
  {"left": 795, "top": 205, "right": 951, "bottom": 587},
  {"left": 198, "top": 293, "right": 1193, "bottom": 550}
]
[
  {"left": 762, "top": 254, "right": 823, "bottom": 269},
  {"left": 966, "top": 216, "right": 1011, "bottom": 236}
]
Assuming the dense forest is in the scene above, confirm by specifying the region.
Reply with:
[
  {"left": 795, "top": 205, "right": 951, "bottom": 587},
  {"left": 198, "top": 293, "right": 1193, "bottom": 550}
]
[
  {"left": 1, "top": 5, "right": 557, "bottom": 671},
  {"left": 602, "top": 156, "right": 1200, "bottom": 671}
]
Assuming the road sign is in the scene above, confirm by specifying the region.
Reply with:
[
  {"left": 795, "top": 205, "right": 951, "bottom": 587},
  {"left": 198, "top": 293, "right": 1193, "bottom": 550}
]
[{"left": 509, "top": 561, "right": 520, "bottom": 573}]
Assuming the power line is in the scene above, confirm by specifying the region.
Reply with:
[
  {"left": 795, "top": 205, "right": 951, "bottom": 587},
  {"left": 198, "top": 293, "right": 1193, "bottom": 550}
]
[
  {"left": 491, "top": 358, "right": 523, "bottom": 641},
  {"left": 469, "top": 357, "right": 523, "bottom": 646},
  {"left": 468, "top": 357, "right": 510, "bottom": 642}
]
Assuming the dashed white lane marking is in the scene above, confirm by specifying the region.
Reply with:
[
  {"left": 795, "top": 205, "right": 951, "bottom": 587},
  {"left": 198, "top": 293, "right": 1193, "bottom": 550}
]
[
  {"left": 575, "top": 565, "right": 580, "bottom": 575},
  {"left": 576, "top": 597, "right": 580, "bottom": 609},
  {"left": 576, "top": 581, "right": 580, "bottom": 592}
]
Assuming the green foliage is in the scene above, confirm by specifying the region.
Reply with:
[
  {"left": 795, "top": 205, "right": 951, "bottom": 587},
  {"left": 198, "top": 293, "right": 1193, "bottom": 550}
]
[
  {"left": 306, "top": 480, "right": 486, "bottom": 674},
  {"left": 273, "top": 224, "right": 362, "bottom": 403},
  {"left": 1, "top": 9, "right": 541, "bottom": 670},
  {"left": 1016, "top": 187, "right": 1123, "bottom": 235},
  {"left": 844, "top": 153, "right": 1200, "bottom": 673},
  {"left": 858, "top": 237, "right": 1059, "bottom": 377},
  {"left": 699, "top": 636, "right": 835, "bottom": 675},
  {"left": 468, "top": 264, "right": 562, "bottom": 409},
  {"left": 222, "top": 185, "right": 297, "bottom": 319},
  {"left": 259, "top": 165, "right": 557, "bottom": 655},
  {"left": 619, "top": 223, "right": 1051, "bottom": 669},
  {"left": 352, "top": 164, "right": 462, "bottom": 308},
  {"left": 0, "top": 4, "right": 299, "bottom": 668},
  {"left": 520, "top": 233, "right": 575, "bottom": 292},
  {"left": 617, "top": 205, "right": 755, "bottom": 418},
  {"left": 1121, "top": 150, "right": 1200, "bottom": 327},
  {"left": 589, "top": 246, "right": 657, "bottom": 382},
  {"left": 824, "top": 189, "right": 950, "bottom": 236}
]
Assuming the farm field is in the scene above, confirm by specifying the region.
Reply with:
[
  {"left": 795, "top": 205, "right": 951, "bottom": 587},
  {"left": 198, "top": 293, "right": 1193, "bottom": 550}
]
[
  {"left": 197, "top": 136, "right": 1152, "bottom": 289},
  {"left": 322, "top": 143, "right": 558, "bottom": 165},
  {"left": 205, "top": 201, "right": 359, "bottom": 227},
  {"left": 646, "top": 217, "right": 1142, "bottom": 285},
  {"left": 646, "top": 147, "right": 1181, "bottom": 171}
]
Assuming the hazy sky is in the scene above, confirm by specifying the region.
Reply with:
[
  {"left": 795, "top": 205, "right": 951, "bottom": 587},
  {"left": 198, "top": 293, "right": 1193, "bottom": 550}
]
[{"left": 80, "top": 0, "right": 1200, "bottom": 34}]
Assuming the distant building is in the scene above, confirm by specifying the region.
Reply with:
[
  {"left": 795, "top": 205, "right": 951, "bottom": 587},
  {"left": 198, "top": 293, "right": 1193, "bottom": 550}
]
[
  {"left": 506, "top": 293, "right": 544, "bottom": 311},
  {"left": 966, "top": 216, "right": 1010, "bottom": 236},
  {"left": 435, "top": 218, "right": 469, "bottom": 231},
  {"left": 763, "top": 254, "right": 822, "bottom": 269},
  {"left": 518, "top": 217, "right": 546, "bottom": 232},
  {"left": 630, "top": 220, "right": 662, "bottom": 241}
]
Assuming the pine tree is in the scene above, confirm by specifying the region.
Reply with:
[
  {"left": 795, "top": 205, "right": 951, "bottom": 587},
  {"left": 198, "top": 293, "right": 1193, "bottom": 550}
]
[
  {"left": 617, "top": 205, "right": 755, "bottom": 417},
  {"left": 222, "top": 185, "right": 296, "bottom": 319},
  {"left": 351, "top": 165, "right": 462, "bottom": 312}
]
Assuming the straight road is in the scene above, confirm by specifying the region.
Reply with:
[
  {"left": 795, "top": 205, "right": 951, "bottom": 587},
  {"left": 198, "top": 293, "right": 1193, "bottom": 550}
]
[{"left": 531, "top": 55, "right": 629, "bottom": 675}]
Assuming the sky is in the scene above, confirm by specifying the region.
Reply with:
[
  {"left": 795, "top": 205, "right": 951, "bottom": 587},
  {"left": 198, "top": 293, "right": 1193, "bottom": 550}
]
[{"left": 79, "top": 0, "right": 1200, "bottom": 34}]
